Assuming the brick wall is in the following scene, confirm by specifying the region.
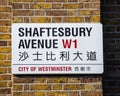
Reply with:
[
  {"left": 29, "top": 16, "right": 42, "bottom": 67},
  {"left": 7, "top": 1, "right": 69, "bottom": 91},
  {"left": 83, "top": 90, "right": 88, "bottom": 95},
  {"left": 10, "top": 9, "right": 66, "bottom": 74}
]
[
  {"left": 101, "top": 0, "right": 120, "bottom": 96},
  {"left": 0, "top": 0, "right": 102, "bottom": 96},
  {"left": 0, "top": 0, "right": 12, "bottom": 95}
]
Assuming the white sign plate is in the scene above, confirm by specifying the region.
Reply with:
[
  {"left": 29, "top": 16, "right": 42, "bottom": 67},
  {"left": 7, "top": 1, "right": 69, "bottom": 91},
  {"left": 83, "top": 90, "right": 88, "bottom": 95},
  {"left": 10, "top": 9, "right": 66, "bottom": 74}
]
[{"left": 12, "top": 23, "right": 103, "bottom": 74}]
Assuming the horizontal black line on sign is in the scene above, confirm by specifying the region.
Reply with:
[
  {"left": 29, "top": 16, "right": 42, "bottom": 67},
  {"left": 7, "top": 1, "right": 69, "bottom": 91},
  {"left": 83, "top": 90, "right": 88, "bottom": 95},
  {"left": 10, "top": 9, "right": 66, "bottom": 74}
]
[{"left": 12, "top": 64, "right": 103, "bottom": 65}]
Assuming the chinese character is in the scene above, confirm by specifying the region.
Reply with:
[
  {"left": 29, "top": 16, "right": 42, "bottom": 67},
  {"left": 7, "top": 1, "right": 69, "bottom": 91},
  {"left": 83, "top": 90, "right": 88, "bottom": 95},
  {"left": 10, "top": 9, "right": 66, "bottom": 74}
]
[
  {"left": 86, "top": 67, "right": 91, "bottom": 71},
  {"left": 87, "top": 51, "right": 97, "bottom": 61},
  {"left": 33, "top": 51, "right": 42, "bottom": 61},
  {"left": 73, "top": 51, "right": 83, "bottom": 61},
  {"left": 19, "top": 51, "right": 29, "bottom": 61},
  {"left": 75, "top": 67, "right": 79, "bottom": 71},
  {"left": 80, "top": 67, "right": 85, "bottom": 71},
  {"left": 60, "top": 51, "right": 69, "bottom": 61},
  {"left": 46, "top": 51, "right": 56, "bottom": 61}
]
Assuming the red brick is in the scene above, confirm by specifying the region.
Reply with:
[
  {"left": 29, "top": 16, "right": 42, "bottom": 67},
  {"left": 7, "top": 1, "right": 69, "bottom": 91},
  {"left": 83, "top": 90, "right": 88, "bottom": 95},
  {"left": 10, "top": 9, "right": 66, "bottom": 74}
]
[{"left": 0, "top": 41, "right": 7, "bottom": 46}]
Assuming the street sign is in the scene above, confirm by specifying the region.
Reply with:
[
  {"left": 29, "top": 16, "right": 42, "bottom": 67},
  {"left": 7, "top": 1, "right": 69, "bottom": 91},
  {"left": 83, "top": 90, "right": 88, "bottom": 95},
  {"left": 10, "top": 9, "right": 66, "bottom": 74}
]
[{"left": 12, "top": 23, "right": 103, "bottom": 74}]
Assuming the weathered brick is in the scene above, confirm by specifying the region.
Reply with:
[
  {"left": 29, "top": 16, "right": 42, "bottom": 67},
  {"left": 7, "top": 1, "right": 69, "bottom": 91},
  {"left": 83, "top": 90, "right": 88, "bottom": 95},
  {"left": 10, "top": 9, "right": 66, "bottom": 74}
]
[
  {"left": 68, "top": 78, "right": 79, "bottom": 83},
  {"left": 79, "top": 78, "right": 102, "bottom": 83},
  {"left": 13, "top": 10, "right": 34, "bottom": 16},
  {"left": 0, "top": 0, "right": 7, "bottom": 5},
  {"left": 7, "top": 41, "right": 11, "bottom": 46},
  {"left": 92, "top": 10, "right": 100, "bottom": 15},
  {"left": 8, "top": 0, "right": 13, "bottom": 5},
  {"left": 80, "top": 10, "right": 100, "bottom": 16},
  {"left": 63, "top": 3, "right": 83, "bottom": 9},
  {"left": 0, "top": 6, "right": 11, "bottom": 12},
  {"left": 0, "top": 88, "right": 11, "bottom": 94},
  {"left": 34, "top": 10, "right": 45, "bottom": 16},
  {"left": 8, "top": 82, "right": 12, "bottom": 88},
  {"left": 68, "top": 10, "right": 79, "bottom": 16},
  {"left": 81, "top": 91, "right": 102, "bottom": 96},
  {"left": 0, "top": 54, "right": 7, "bottom": 60},
  {"left": 31, "top": 84, "right": 51, "bottom": 90},
  {"left": 24, "top": 85, "right": 29, "bottom": 90},
  {"left": 0, "top": 68, "right": 7, "bottom": 73},
  {"left": 46, "top": 0, "right": 67, "bottom": 2},
  {"left": 0, "top": 34, "right": 11, "bottom": 40},
  {"left": 85, "top": 16, "right": 91, "bottom": 22},
  {"left": 31, "top": 3, "right": 51, "bottom": 9},
  {"left": 23, "top": 3, "right": 29, "bottom": 9},
  {"left": 0, "top": 41, "right": 7, "bottom": 46},
  {"left": 14, "top": 77, "right": 34, "bottom": 83},
  {"left": 34, "top": 0, "right": 44, "bottom": 2},
  {"left": 13, "top": 92, "right": 35, "bottom": 96},
  {"left": 52, "top": 17, "right": 62, "bottom": 23},
  {"left": 0, "top": 20, "right": 11, "bottom": 26},
  {"left": 52, "top": 4, "right": 63, "bottom": 9},
  {"left": 80, "top": 10, "right": 92, "bottom": 15},
  {"left": 82, "top": 0, "right": 90, "bottom": 2},
  {"left": 0, "top": 47, "right": 11, "bottom": 53},
  {"left": 0, "top": 13, "right": 11, "bottom": 19},
  {"left": 0, "top": 61, "right": 11, "bottom": 67},
  {"left": 24, "top": 17, "right": 30, "bottom": 23},
  {"left": 84, "top": 3, "right": 90, "bottom": 8},
  {"left": 13, "top": 17, "right": 23, "bottom": 23},
  {"left": 7, "top": 27, "right": 11, "bottom": 33},
  {"left": 93, "top": 84, "right": 102, "bottom": 90},
  {"left": 35, "top": 77, "right": 46, "bottom": 83},
  {"left": 91, "top": 16, "right": 100, "bottom": 22},
  {"left": 68, "top": 10, "right": 80, "bottom": 16},
  {"left": 90, "top": 3, "right": 100, "bottom": 9},
  {"left": 13, "top": 85, "right": 23, "bottom": 91},
  {"left": 69, "top": 91, "right": 79, "bottom": 96},
  {"left": 53, "top": 84, "right": 62, "bottom": 90},
  {"left": 46, "top": 10, "right": 67, "bottom": 16},
  {"left": 64, "top": 84, "right": 85, "bottom": 90},
  {"left": 36, "top": 92, "right": 45, "bottom": 96},
  {"left": 47, "top": 91, "right": 67, "bottom": 96},
  {"left": 68, "top": 0, "right": 78, "bottom": 2},
  {"left": 91, "top": 0, "right": 100, "bottom": 2},
  {"left": 63, "top": 17, "right": 84, "bottom": 22},
  {"left": 0, "top": 27, "right": 8, "bottom": 33},
  {"left": 13, "top": 0, "right": 33, "bottom": 2},
  {"left": 0, "top": 82, "right": 7, "bottom": 87},
  {"left": 13, "top": 3, "right": 23, "bottom": 9},
  {"left": 85, "top": 84, "right": 92, "bottom": 91},
  {"left": 30, "top": 17, "right": 51, "bottom": 23},
  {"left": 47, "top": 77, "right": 67, "bottom": 83},
  {"left": 0, "top": 75, "right": 11, "bottom": 81}
]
